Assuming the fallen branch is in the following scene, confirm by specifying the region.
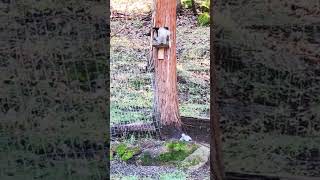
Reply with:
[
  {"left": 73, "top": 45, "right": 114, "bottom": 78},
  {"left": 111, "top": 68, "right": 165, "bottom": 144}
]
[{"left": 111, "top": 122, "right": 156, "bottom": 137}]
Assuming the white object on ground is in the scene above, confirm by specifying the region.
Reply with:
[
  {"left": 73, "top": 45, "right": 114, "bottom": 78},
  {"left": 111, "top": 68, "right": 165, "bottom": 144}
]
[{"left": 180, "top": 133, "right": 192, "bottom": 141}]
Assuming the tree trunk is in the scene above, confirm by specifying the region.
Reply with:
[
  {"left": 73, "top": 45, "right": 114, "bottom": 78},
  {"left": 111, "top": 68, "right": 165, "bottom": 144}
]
[
  {"left": 210, "top": 0, "right": 225, "bottom": 179},
  {"left": 151, "top": 0, "right": 182, "bottom": 139}
]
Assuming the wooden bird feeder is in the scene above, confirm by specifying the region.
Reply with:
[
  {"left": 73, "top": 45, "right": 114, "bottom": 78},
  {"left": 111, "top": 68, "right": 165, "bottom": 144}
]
[{"left": 152, "top": 27, "right": 170, "bottom": 60}]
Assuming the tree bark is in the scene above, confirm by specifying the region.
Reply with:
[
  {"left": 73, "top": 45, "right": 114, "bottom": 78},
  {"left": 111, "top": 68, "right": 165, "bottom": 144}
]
[
  {"left": 151, "top": 0, "right": 182, "bottom": 139},
  {"left": 210, "top": 0, "right": 226, "bottom": 179}
]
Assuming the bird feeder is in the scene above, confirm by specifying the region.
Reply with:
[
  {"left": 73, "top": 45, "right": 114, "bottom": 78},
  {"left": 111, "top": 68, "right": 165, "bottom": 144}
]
[{"left": 152, "top": 27, "right": 170, "bottom": 60}]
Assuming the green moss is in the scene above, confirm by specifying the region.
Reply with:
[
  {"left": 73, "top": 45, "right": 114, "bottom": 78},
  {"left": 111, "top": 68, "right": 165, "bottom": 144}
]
[
  {"left": 121, "top": 149, "right": 135, "bottom": 161},
  {"left": 115, "top": 143, "right": 140, "bottom": 162},
  {"left": 158, "top": 150, "right": 188, "bottom": 162},
  {"left": 197, "top": 12, "right": 210, "bottom": 26},
  {"left": 166, "top": 141, "right": 188, "bottom": 151},
  {"left": 116, "top": 144, "right": 127, "bottom": 156},
  {"left": 157, "top": 141, "right": 198, "bottom": 163}
]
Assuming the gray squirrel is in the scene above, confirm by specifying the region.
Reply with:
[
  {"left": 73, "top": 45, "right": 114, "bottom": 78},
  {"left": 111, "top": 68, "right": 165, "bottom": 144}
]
[{"left": 155, "top": 27, "right": 170, "bottom": 45}]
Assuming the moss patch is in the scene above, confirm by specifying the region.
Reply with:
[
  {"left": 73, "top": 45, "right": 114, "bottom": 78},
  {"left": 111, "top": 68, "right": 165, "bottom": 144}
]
[
  {"left": 157, "top": 141, "right": 198, "bottom": 164},
  {"left": 134, "top": 141, "right": 200, "bottom": 166},
  {"left": 115, "top": 143, "right": 140, "bottom": 161}
]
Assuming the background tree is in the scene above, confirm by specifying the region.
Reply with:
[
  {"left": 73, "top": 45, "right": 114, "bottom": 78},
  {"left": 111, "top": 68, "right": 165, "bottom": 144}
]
[{"left": 210, "top": 0, "right": 225, "bottom": 179}]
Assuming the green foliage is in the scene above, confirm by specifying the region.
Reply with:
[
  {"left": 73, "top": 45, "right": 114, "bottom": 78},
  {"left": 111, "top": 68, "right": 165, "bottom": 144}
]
[
  {"left": 158, "top": 141, "right": 198, "bottom": 163},
  {"left": 199, "top": 0, "right": 209, "bottom": 12},
  {"left": 115, "top": 143, "right": 140, "bottom": 161},
  {"left": 116, "top": 144, "right": 127, "bottom": 156},
  {"left": 158, "top": 150, "right": 189, "bottom": 162},
  {"left": 193, "top": 0, "right": 210, "bottom": 26},
  {"left": 181, "top": 0, "right": 192, "bottom": 9},
  {"left": 197, "top": 12, "right": 210, "bottom": 26},
  {"left": 121, "top": 149, "right": 135, "bottom": 161},
  {"left": 166, "top": 141, "right": 188, "bottom": 152}
]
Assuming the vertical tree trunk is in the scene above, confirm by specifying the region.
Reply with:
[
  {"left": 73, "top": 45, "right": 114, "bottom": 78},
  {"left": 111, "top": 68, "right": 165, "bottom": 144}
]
[
  {"left": 210, "top": 0, "right": 225, "bottom": 179},
  {"left": 151, "top": 0, "right": 182, "bottom": 139}
]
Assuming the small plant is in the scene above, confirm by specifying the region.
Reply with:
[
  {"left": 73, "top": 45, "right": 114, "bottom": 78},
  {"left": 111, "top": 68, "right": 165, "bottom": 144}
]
[
  {"left": 121, "top": 149, "right": 135, "bottom": 161},
  {"left": 166, "top": 141, "right": 188, "bottom": 152},
  {"left": 197, "top": 12, "right": 210, "bottom": 26},
  {"left": 116, "top": 143, "right": 127, "bottom": 156},
  {"left": 181, "top": 0, "right": 192, "bottom": 9}
]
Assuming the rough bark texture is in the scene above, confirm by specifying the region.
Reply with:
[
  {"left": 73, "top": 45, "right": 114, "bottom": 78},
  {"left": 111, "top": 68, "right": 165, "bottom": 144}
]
[
  {"left": 151, "top": 0, "right": 182, "bottom": 139},
  {"left": 210, "top": 0, "right": 226, "bottom": 179}
]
